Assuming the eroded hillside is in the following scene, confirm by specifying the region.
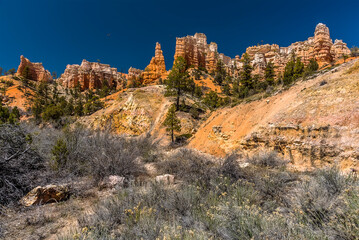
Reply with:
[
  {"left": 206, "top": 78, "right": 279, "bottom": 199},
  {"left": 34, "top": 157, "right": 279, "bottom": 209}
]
[
  {"left": 189, "top": 60, "right": 359, "bottom": 171},
  {"left": 78, "top": 85, "right": 205, "bottom": 144}
]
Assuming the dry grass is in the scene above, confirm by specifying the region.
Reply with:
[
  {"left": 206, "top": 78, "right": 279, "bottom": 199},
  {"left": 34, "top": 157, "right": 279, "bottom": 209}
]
[{"left": 346, "top": 60, "right": 359, "bottom": 74}]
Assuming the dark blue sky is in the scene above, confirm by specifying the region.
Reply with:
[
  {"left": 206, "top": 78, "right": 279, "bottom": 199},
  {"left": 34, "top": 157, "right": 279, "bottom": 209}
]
[{"left": 0, "top": 0, "right": 358, "bottom": 75}]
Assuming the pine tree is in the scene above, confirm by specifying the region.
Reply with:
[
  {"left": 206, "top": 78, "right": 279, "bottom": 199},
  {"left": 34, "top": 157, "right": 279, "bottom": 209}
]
[
  {"left": 194, "top": 84, "right": 203, "bottom": 98},
  {"left": 265, "top": 61, "right": 275, "bottom": 86},
  {"left": 163, "top": 104, "right": 181, "bottom": 142},
  {"left": 214, "top": 59, "right": 226, "bottom": 85},
  {"left": 283, "top": 53, "right": 296, "bottom": 85},
  {"left": 293, "top": 57, "right": 304, "bottom": 79},
  {"left": 239, "top": 53, "right": 253, "bottom": 89},
  {"left": 222, "top": 76, "right": 232, "bottom": 95},
  {"left": 232, "top": 78, "right": 240, "bottom": 96},
  {"left": 7, "top": 68, "right": 16, "bottom": 76},
  {"left": 165, "top": 57, "right": 193, "bottom": 110},
  {"left": 307, "top": 59, "right": 319, "bottom": 72},
  {"left": 21, "top": 66, "right": 30, "bottom": 79}
]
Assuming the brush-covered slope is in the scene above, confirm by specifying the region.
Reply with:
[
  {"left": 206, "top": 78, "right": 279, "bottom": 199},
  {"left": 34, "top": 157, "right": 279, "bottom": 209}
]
[
  {"left": 189, "top": 60, "right": 359, "bottom": 171},
  {"left": 78, "top": 85, "right": 202, "bottom": 143}
]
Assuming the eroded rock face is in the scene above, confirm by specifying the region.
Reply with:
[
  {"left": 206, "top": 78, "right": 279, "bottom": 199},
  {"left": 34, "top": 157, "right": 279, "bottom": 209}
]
[
  {"left": 142, "top": 42, "right": 167, "bottom": 85},
  {"left": 173, "top": 24, "right": 348, "bottom": 77},
  {"left": 331, "top": 39, "right": 351, "bottom": 61},
  {"left": 314, "top": 23, "right": 333, "bottom": 63},
  {"left": 16, "top": 55, "right": 53, "bottom": 82},
  {"left": 20, "top": 185, "right": 69, "bottom": 206},
  {"left": 244, "top": 23, "right": 350, "bottom": 75},
  {"left": 59, "top": 60, "right": 124, "bottom": 90},
  {"left": 127, "top": 67, "right": 143, "bottom": 87},
  {"left": 174, "top": 33, "right": 231, "bottom": 73}
]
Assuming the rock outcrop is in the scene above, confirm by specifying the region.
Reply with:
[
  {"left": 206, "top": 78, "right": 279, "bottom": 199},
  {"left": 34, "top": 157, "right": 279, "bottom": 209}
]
[
  {"left": 173, "top": 24, "right": 349, "bottom": 77},
  {"left": 155, "top": 174, "right": 175, "bottom": 185},
  {"left": 174, "top": 33, "right": 234, "bottom": 73},
  {"left": 127, "top": 67, "right": 143, "bottom": 87},
  {"left": 20, "top": 185, "right": 69, "bottom": 206},
  {"left": 331, "top": 39, "right": 351, "bottom": 61},
  {"left": 244, "top": 23, "right": 350, "bottom": 75},
  {"left": 99, "top": 175, "right": 125, "bottom": 190},
  {"left": 313, "top": 23, "right": 333, "bottom": 63},
  {"left": 58, "top": 60, "right": 124, "bottom": 90},
  {"left": 142, "top": 42, "right": 167, "bottom": 85},
  {"left": 16, "top": 55, "right": 53, "bottom": 82}
]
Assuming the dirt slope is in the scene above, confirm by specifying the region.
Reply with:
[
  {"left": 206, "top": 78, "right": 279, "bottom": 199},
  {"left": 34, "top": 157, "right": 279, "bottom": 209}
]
[
  {"left": 189, "top": 59, "right": 359, "bottom": 171},
  {"left": 0, "top": 76, "right": 29, "bottom": 112}
]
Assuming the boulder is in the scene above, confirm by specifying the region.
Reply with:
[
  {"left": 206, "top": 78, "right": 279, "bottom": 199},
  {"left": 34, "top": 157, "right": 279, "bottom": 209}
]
[
  {"left": 20, "top": 185, "right": 69, "bottom": 206},
  {"left": 99, "top": 175, "right": 125, "bottom": 190},
  {"left": 155, "top": 174, "right": 175, "bottom": 185}
]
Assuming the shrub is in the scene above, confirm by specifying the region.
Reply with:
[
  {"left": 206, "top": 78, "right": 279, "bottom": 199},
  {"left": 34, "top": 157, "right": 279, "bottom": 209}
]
[
  {"left": 249, "top": 151, "right": 287, "bottom": 168},
  {"left": 0, "top": 124, "right": 44, "bottom": 209},
  {"left": 290, "top": 167, "right": 353, "bottom": 229},
  {"left": 155, "top": 148, "right": 216, "bottom": 186},
  {"left": 49, "top": 127, "right": 155, "bottom": 182},
  {"left": 42, "top": 105, "right": 63, "bottom": 121},
  {"left": 51, "top": 138, "right": 69, "bottom": 170},
  {"left": 218, "top": 153, "right": 246, "bottom": 181}
]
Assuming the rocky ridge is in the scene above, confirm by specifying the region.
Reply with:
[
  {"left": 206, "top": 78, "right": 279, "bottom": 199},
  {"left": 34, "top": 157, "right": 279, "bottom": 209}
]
[
  {"left": 244, "top": 23, "right": 351, "bottom": 75},
  {"left": 173, "top": 23, "right": 350, "bottom": 76}
]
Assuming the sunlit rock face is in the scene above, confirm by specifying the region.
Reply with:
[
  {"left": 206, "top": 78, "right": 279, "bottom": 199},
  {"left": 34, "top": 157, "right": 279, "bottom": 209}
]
[
  {"left": 243, "top": 23, "right": 350, "bottom": 75},
  {"left": 16, "top": 55, "right": 53, "bottom": 82},
  {"left": 59, "top": 60, "right": 124, "bottom": 90},
  {"left": 142, "top": 42, "right": 167, "bottom": 85},
  {"left": 331, "top": 39, "right": 351, "bottom": 61},
  {"left": 127, "top": 67, "right": 143, "bottom": 87},
  {"left": 313, "top": 23, "right": 333, "bottom": 63}
]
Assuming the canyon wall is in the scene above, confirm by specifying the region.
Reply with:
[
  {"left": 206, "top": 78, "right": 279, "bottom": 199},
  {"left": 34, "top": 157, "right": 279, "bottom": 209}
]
[
  {"left": 16, "top": 55, "right": 53, "bottom": 82},
  {"left": 58, "top": 60, "right": 124, "bottom": 90}
]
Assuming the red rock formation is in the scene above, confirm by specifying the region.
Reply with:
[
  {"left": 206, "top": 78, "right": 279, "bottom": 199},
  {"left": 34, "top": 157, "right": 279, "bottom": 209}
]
[
  {"left": 127, "top": 67, "right": 143, "bottom": 87},
  {"left": 313, "top": 23, "right": 333, "bottom": 63},
  {"left": 331, "top": 39, "right": 351, "bottom": 61},
  {"left": 244, "top": 23, "right": 349, "bottom": 75},
  {"left": 174, "top": 33, "right": 214, "bottom": 70},
  {"left": 142, "top": 42, "right": 167, "bottom": 85},
  {"left": 16, "top": 55, "right": 53, "bottom": 82},
  {"left": 59, "top": 60, "right": 124, "bottom": 90}
]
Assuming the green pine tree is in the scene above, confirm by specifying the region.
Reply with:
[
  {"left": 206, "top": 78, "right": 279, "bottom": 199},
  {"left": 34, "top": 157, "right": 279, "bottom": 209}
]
[
  {"left": 239, "top": 53, "right": 253, "bottom": 89},
  {"left": 265, "top": 61, "right": 275, "bottom": 86},
  {"left": 165, "top": 57, "right": 193, "bottom": 110},
  {"left": 163, "top": 104, "right": 181, "bottom": 142}
]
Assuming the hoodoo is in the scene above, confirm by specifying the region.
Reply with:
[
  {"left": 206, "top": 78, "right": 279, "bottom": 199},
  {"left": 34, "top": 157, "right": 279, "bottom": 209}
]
[
  {"left": 58, "top": 60, "right": 124, "bottom": 90},
  {"left": 142, "top": 42, "right": 167, "bottom": 85}
]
